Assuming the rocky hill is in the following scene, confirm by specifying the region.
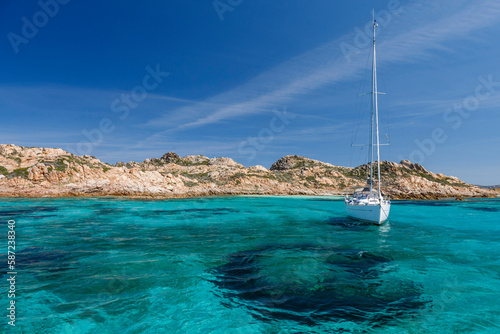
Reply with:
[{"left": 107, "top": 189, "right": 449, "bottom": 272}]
[{"left": 0, "top": 144, "right": 496, "bottom": 199}]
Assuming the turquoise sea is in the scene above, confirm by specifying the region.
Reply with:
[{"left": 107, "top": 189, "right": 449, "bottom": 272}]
[{"left": 1, "top": 196, "right": 500, "bottom": 333}]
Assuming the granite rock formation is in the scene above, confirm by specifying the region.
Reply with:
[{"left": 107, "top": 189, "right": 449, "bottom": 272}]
[{"left": 0, "top": 144, "right": 496, "bottom": 199}]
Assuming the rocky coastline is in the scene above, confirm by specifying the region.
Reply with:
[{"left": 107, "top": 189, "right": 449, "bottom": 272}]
[{"left": 0, "top": 144, "right": 497, "bottom": 200}]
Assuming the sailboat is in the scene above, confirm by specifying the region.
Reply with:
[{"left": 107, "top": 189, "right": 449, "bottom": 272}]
[{"left": 345, "top": 16, "right": 391, "bottom": 225}]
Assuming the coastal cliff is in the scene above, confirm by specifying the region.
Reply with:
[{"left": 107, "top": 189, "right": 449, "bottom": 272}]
[{"left": 0, "top": 144, "right": 496, "bottom": 199}]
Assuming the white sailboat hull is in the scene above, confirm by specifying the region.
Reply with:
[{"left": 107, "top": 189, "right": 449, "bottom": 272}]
[{"left": 345, "top": 203, "right": 390, "bottom": 225}]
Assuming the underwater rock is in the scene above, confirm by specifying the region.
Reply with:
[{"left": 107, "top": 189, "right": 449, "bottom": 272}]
[{"left": 210, "top": 244, "right": 425, "bottom": 326}]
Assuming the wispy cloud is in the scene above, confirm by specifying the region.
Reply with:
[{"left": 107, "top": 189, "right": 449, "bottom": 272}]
[
  {"left": 0, "top": 84, "right": 195, "bottom": 117},
  {"left": 388, "top": 83, "right": 500, "bottom": 124},
  {"left": 0, "top": 84, "right": 199, "bottom": 156},
  {"left": 142, "top": 0, "right": 500, "bottom": 135},
  {"left": 5, "top": 0, "right": 500, "bottom": 166}
]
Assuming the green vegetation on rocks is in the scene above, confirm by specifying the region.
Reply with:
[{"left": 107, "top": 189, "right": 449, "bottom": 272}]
[{"left": 0, "top": 144, "right": 495, "bottom": 199}]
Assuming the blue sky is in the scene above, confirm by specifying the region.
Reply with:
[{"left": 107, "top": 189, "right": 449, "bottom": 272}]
[{"left": 1, "top": 0, "right": 500, "bottom": 185}]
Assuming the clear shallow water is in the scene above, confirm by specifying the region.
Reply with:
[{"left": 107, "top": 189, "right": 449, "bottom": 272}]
[{"left": 1, "top": 196, "right": 499, "bottom": 333}]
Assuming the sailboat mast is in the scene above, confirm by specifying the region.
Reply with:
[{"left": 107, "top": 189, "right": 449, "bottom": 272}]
[
  {"left": 369, "top": 15, "right": 377, "bottom": 194},
  {"left": 345, "top": 12, "right": 391, "bottom": 225},
  {"left": 372, "top": 17, "right": 382, "bottom": 199}
]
